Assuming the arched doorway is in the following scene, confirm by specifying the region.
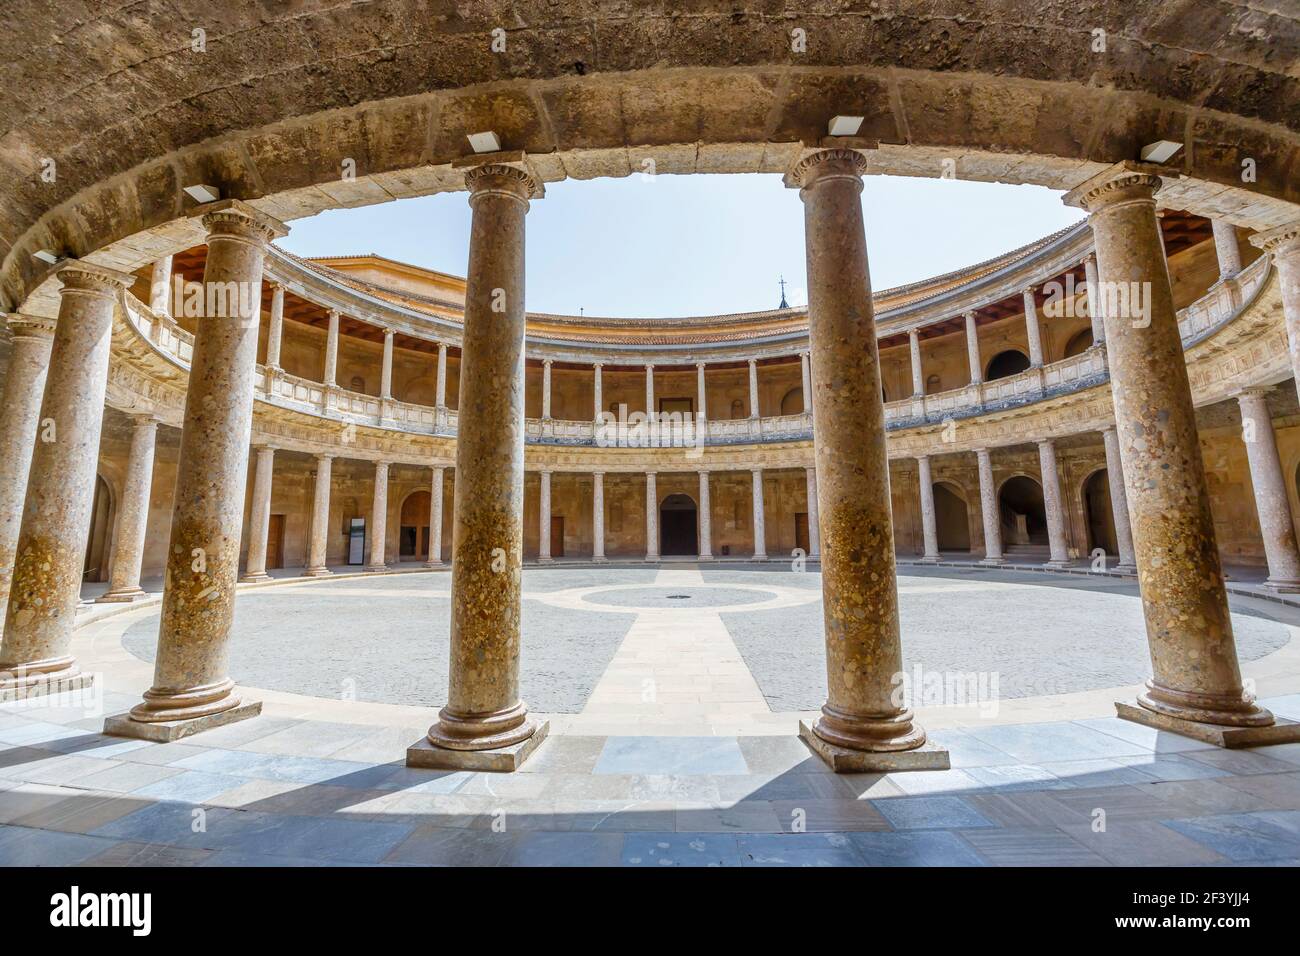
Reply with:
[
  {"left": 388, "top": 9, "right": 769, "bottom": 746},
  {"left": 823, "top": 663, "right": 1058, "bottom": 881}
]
[
  {"left": 986, "top": 349, "right": 1031, "bottom": 381},
  {"left": 779, "top": 387, "right": 803, "bottom": 415},
  {"left": 83, "top": 474, "right": 113, "bottom": 583},
  {"left": 1063, "top": 328, "right": 1093, "bottom": 358},
  {"left": 933, "top": 482, "right": 970, "bottom": 552},
  {"left": 660, "top": 493, "right": 698, "bottom": 557},
  {"left": 998, "top": 476, "right": 1048, "bottom": 552},
  {"left": 1083, "top": 469, "right": 1117, "bottom": 556},
  {"left": 399, "top": 490, "right": 431, "bottom": 561}
]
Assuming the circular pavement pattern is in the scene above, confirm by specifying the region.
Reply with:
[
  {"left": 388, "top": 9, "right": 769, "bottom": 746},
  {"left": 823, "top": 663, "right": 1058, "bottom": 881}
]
[{"left": 582, "top": 586, "right": 775, "bottom": 609}]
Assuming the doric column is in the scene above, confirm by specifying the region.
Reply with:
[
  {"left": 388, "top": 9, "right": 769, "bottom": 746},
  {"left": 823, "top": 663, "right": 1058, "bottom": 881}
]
[
  {"left": 964, "top": 312, "right": 982, "bottom": 384},
  {"left": 1102, "top": 426, "right": 1137, "bottom": 572},
  {"left": 593, "top": 363, "right": 604, "bottom": 420},
  {"left": 1237, "top": 389, "right": 1300, "bottom": 591},
  {"left": 241, "top": 445, "right": 276, "bottom": 583},
  {"left": 698, "top": 471, "right": 712, "bottom": 559},
  {"left": 1065, "top": 163, "right": 1280, "bottom": 738},
  {"left": 1023, "top": 288, "right": 1044, "bottom": 366},
  {"left": 264, "top": 285, "right": 284, "bottom": 374},
  {"left": 149, "top": 256, "right": 172, "bottom": 316},
  {"left": 541, "top": 359, "right": 552, "bottom": 419},
  {"left": 975, "top": 447, "right": 1004, "bottom": 565},
  {"left": 97, "top": 416, "right": 160, "bottom": 602},
  {"left": 788, "top": 148, "right": 940, "bottom": 769},
  {"left": 380, "top": 327, "right": 395, "bottom": 400},
  {"left": 800, "top": 352, "right": 812, "bottom": 412},
  {"left": 114, "top": 201, "right": 287, "bottom": 734},
  {"left": 414, "top": 159, "right": 546, "bottom": 768},
  {"left": 917, "top": 455, "right": 939, "bottom": 563},
  {"left": 323, "top": 309, "right": 340, "bottom": 387},
  {"left": 1037, "top": 439, "right": 1070, "bottom": 568},
  {"left": 592, "top": 472, "right": 606, "bottom": 561},
  {"left": 0, "top": 264, "right": 133, "bottom": 698},
  {"left": 1212, "top": 220, "right": 1242, "bottom": 282},
  {"left": 538, "top": 469, "right": 552, "bottom": 561},
  {"left": 805, "top": 465, "right": 820, "bottom": 559},
  {"left": 365, "top": 460, "right": 389, "bottom": 572},
  {"left": 748, "top": 358, "right": 760, "bottom": 417},
  {"left": 645, "top": 363, "right": 655, "bottom": 416},
  {"left": 645, "top": 471, "right": 658, "bottom": 561},
  {"left": 1251, "top": 224, "right": 1300, "bottom": 406},
  {"left": 908, "top": 328, "right": 924, "bottom": 396},
  {"left": 697, "top": 362, "right": 708, "bottom": 419},
  {"left": 424, "top": 466, "right": 446, "bottom": 567},
  {"left": 751, "top": 468, "right": 767, "bottom": 559},
  {"left": 305, "top": 455, "right": 334, "bottom": 576},
  {"left": 1084, "top": 255, "right": 1106, "bottom": 346},
  {"left": 434, "top": 342, "right": 448, "bottom": 409},
  {"left": 0, "top": 316, "right": 54, "bottom": 635}
]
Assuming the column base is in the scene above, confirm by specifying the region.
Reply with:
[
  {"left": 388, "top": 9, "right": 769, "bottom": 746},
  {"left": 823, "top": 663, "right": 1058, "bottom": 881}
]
[
  {"left": 751, "top": 554, "right": 768, "bottom": 562},
  {"left": 94, "top": 587, "right": 149, "bottom": 604},
  {"left": 537, "top": 555, "right": 554, "bottom": 564},
  {"left": 592, "top": 555, "right": 608, "bottom": 563},
  {"left": 645, "top": 555, "right": 659, "bottom": 563},
  {"left": 978, "top": 556, "right": 1006, "bottom": 566},
  {"left": 301, "top": 567, "right": 333, "bottom": 577},
  {"left": 798, "top": 721, "right": 950, "bottom": 773},
  {"left": 698, "top": 553, "right": 714, "bottom": 561},
  {"left": 423, "top": 559, "right": 444, "bottom": 569},
  {"left": 105, "top": 699, "right": 263, "bottom": 743},
  {"left": 1262, "top": 577, "right": 1300, "bottom": 593},
  {"left": 1116, "top": 701, "right": 1300, "bottom": 749},
  {"left": 408, "top": 719, "right": 549, "bottom": 772},
  {"left": 238, "top": 572, "right": 272, "bottom": 584},
  {"left": 916, "top": 555, "right": 940, "bottom": 565},
  {"left": 1043, "top": 560, "right": 1072, "bottom": 570},
  {"left": 363, "top": 564, "right": 389, "bottom": 573},
  {"left": 0, "top": 666, "right": 94, "bottom": 703},
  {"left": 1114, "top": 562, "right": 1138, "bottom": 574}
]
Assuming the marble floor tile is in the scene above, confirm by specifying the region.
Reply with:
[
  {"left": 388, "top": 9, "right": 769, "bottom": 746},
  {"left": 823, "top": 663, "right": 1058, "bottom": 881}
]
[
  {"left": 873, "top": 795, "right": 995, "bottom": 830},
  {"left": 850, "top": 830, "right": 989, "bottom": 866},
  {"left": 622, "top": 832, "right": 741, "bottom": 866}
]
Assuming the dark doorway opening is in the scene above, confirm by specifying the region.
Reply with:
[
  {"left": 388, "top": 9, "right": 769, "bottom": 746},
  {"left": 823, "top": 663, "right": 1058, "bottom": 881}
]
[
  {"left": 986, "top": 349, "right": 1031, "bottom": 381},
  {"left": 660, "top": 493, "right": 698, "bottom": 556},
  {"left": 934, "top": 482, "right": 971, "bottom": 552},
  {"left": 1084, "top": 469, "right": 1117, "bottom": 556}
]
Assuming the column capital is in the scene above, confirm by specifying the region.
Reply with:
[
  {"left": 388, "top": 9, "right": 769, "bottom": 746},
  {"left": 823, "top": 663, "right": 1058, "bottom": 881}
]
[
  {"left": 645, "top": 361, "right": 655, "bottom": 370},
  {"left": 1250, "top": 221, "right": 1300, "bottom": 260},
  {"left": 1036, "top": 437, "right": 1056, "bottom": 450},
  {"left": 542, "top": 357, "right": 553, "bottom": 367},
  {"left": 915, "top": 453, "right": 931, "bottom": 464},
  {"left": 191, "top": 198, "right": 289, "bottom": 243},
  {"left": 431, "top": 463, "right": 447, "bottom": 473},
  {"left": 783, "top": 147, "right": 869, "bottom": 190},
  {"left": 129, "top": 412, "right": 162, "bottom": 428},
  {"left": 437, "top": 340, "right": 448, "bottom": 352},
  {"left": 908, "top": 327, "right": 920, "bottom": 340},
  {"left": 327, "top": 309, "right": 340, "bottom": 322},
  {"left": 4, "top": 313, "right": 56, "bottom": 339},
  {"left": 963, "top": 310, "right": 977, "bottom": 322},
  {"left": 1022, "top": 285, "right": 1037, "bottom": 298},
  {"left": 55, "top": 260, "right": 135, "bottom": 297},
  {"left": 268, "top": 280, "right": 285, "bottom": 294},
  {"left": 252, "top": 441, "right": 279, "bottom": 453},
  {"left": 1061, "top": 160, "right": 1178, "bottom": 212},
  {"left": 1234, "top": 385, "right": 1274, "bottom": 404},
  {"left": 382, "top": 326, "right": 395, "bottom": 339},
  {"left": 591, "top": 469, "right": 604, "bottom": 479},
  {"left": 460, "top": 157, "right": 544, "bottom": 202},
  {"left": 315, "top": 452, "right": 335, "bottom": 463}
]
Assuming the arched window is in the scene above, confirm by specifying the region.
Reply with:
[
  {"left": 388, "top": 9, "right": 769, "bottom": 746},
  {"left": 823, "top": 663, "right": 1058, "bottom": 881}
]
[
  {"left": 1063, "top": 329, "right": 1094, "bottom": 358},
  {"left": 730, "top": 399, "right": 745, "bottom": 419},
  {"left": 985, "top": 350, "right": 1031, "bottom": 381},
  {"left": 350, "top": 375, "right": 366, "bottom": 393}
]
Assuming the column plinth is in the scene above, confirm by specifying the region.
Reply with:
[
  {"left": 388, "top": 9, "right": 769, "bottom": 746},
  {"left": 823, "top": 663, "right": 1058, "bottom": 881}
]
[
  {"left": 115, "top": 200, "right": 287, "bottom": 734},
  {"left": 97, "top": 416, "right": 160, "bottom": 601},
  {"left": 240, "top": 445, "right": 276, "bottom": 583},
  {"left": 787, "top": 148, "right": 946, "bottom": 770},
  {"left": 1, "top": 264, "right": 133, "bottom": 699},
  {"left": 1066, "top": 163, "right": 1287, "bottom": 739},
  {"left": 415, "top": 160, "right": 546, "bottom": 769}
]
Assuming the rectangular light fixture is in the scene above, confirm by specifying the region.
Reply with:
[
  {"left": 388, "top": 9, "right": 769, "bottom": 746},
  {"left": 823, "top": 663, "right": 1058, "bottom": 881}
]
[
  {"left": 1140, "top": 140, "right": 1182, "bottom": 164},
  {"left": 828, "top": 115, "right": 865, "bottom": 137},
  {"left": 183, "top": 183, "right": 221, "bottom": 203},
  {"left": 467, "top": 131, "right": 502, "bottom": 154},
  {"left": 32, "top": 249, "right": 62, "bottom": 265}
]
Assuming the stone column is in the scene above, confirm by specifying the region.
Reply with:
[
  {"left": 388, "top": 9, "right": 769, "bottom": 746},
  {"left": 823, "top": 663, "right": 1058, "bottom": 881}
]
[
  {"left": 964, "top": 312, "right": 982, "bottom": 384},
  {"left": 975, "top": 447, "right": 1004, "bottom": 565},
  {"left": 645, "top": 471, "right": 658, "bottom": 561},
  {"left": 435, "top": 342, "right": 448, "bottom": 409},
  {"left": 748, "top": 358, "right": 760, "bottom": 417},
  {"left": 917, "top": 455, "right": 939, "bottom": 563},
  {"left": 1236, "top": 389, "right": 1300, "bottom": 591},
  {"left": 324, "top": 309, "right": 340, "bottom": 386},
  {"left": 908, "top": 328, "right": 924, "bottom": 396},
  {"left": 1251, "top": 224, "right": 1300, "bottom": 406},
  {"left": 538, "top": 470, "right": 552, "bottom": 562},
  {"left": 1037, "top": 439, "right": 1070, "bottom": 568},
  {"left": 365, "top": 460, "right": 389, "bottom": 572},
  {"left": 592, "top": 472, "right": 606, "bottom": 562},
  {"left": 1084, "top": 255, "right": 1106, "bottom": 346},
  {"left": 305, "top": 455, "right": 334, "bottom": 576},
  {"left": 751, "top": 468, "right": 767, "bottom": 560},
  {"left": 1023, "top": 288, "right": 1044, "bottom": 366},
  {"left": 149, "top": 256, "right": 173, "bottom": 316},
  {"left": 265, "top": 282, "right": 284, "bottom": 369},
  {"left": 424, "top": 466, "right": 446, "bottom": 567},
  {"left": 788, "top": 148, "right": 941, "bottom": 770},
  {"left": 0, "top": 263, "right": 133, "bottom": 698},
  {"left": 1213, "top": 220, "right": 1242, "bottom": 282},
  {"left": 241, "top": 445, "right": 276, "bottom": 583},
  {"left": 97, "top": 416, "right": 160, "bottom": 602},
  {"left": 380, "top": 328, "right": 395, "bottom": 400},
  {"left": 1102, "top": 426, "right": 1137, "bottom": 572},
  {"left": 593, "top": 363, "right": 604, "bottom": 420},
  {"left": 805, "top": 465, "right": 821, "bottom": 559},
  {"left": 413, "top": 160, "right": 546, "bottom": 769},
  {"left": 541, "top": 359, "right": 552, "bottom": 419},
  {"left": 696, "top": 362, "right": 708, "bottom": 419},
  {"left": 800, "top": 352, "right": 812, "bottom": 412},
  {"left": 1065, "top": 163, "right": 1281, "bottom": 739},
  {"left": 698, "top": 471, "right": 712, "bottom": 559},
  {"left": 114, "top": 200, "right": 287, "bottom": 734},
  {"left": 0, "top": 316, "right": 54, "bottom": 635}
]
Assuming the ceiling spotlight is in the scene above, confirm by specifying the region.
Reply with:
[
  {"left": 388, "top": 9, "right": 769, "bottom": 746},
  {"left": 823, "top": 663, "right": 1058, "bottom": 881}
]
[
  {"left": 828, "top": 115, "right": 865, "bottom": 137},
  {"left": 1140, "top": 140, "right": 1183, "bottom": 164},
  {"left": 32, "top": 249, "right": 62, "bottom": 265},
  {"left": 467, "top": 131, "right": 502, "bottom": 154},
  {"left": 183, "top": 183, "right": 221, "bottom": 203}
]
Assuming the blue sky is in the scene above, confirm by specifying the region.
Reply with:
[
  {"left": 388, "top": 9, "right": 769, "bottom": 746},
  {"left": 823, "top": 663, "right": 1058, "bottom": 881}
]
[{"left": 278, "top": 173, "right": 1084, "bottom": 318}]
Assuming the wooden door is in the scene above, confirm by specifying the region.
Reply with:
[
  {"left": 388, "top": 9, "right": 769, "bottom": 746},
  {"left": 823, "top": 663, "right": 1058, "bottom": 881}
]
[
  {"left": 551, "top": 516, "right": 565, "bottom": 557},
  {"left": 266, "top": 514, "right": 285, "bottom": 569},
  {"left": 795, "top": 512, "right": 810, "bottom": 554}
]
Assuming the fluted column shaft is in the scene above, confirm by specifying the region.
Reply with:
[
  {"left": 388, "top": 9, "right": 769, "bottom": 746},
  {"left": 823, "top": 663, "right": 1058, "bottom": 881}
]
[
  {"left": 1237, "top": 389, "right": 1300, "bottom": 591},
  {"left": 1101, "top": 426, "right": 1137, "bottom": 571},
  {"left": 324, "top": 310, "right": 340, "bottom": 386},
  {"left": 908, "top": 329, "right": 924, "bottom": 396},
  {"left": 1037, "top": 439, "right": 1070, "bottom": 567},
  {"left": 805, "top": 466, "right": 821, "bottom": 559},
  {"left": 593, "top": 472, "right": 606, "bottom": 561},
  {"left": 241, "top": 445, "right": 276, "bottom": 583},
  {"left": 964, "top": 312, "right": 982, "bottom": 384},
  {"left": 1084, "top": 255, "right": 1106, "bottom": 345},
  {"left": 98, "top": 417, "right": 160, "bottom": 601},
  {"left": 129, "top": 201, "right": 286, "bottom": 725},
  {"left": 538, "top": 470, "right": 552, "bottom": 561},
  {"left": 917, "top": 456, "right": 939, "bottom": 562},
  {"left": 748, "top": 359, "right": 760, "bottom": 417},
  {"left": 425, "top": 466, "right": 446, "bottom": 567},
  {"left": 976, "top": 448, "right": 1004, "bottom": 564},
  {"left": 698, "top": 472, "right": 712, "bottom": 559},
  {"left": 645, "top": 472, "right": 658, "bottom": 560},
  {"left": 0, "top": 317, "right": 54, "bottom": 636},
  {"left": 1068, "top": 166, "right": 1268, "bottom": 729},
  {"left": 149, "top": 256, "right": 173, "bottom": 316},
  {"left": 365, "top": 461, "right": 389, "bottom": 572},
  {"left": 1023, "top": 289, "right": 1044, "bottom": 366},
  {"left": 1, "top": 264, "right": 133, "bottom": 692}
]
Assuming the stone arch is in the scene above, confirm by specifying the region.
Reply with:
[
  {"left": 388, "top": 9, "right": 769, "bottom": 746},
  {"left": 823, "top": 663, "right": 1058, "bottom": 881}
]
[
  {"left": 402, "top": 374, "right": 437, "bottom": 406},
  {"left": 1063, "top": 328, "right": 1094, "bottom": 358},
  {"left": 660, "top": 492, "right": 698, "bottom": 557},
  {"left": 1082, "top": 467, "right": 1117, "bottom": 556},
  {"left": 933, "top": 481, "right": 970, "bottom": 553},
  {"left": 779, "top": 387, "right": 803, "bottom": 416},
  {"left": 986, "top": 349, "right": 1031, "bottom": 381},
  {"left": 998, "top": 474, "right": 1048, "bottom": 549},
  {"left": 399, "top": 489, "right": 431, "bottom": 561}
]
